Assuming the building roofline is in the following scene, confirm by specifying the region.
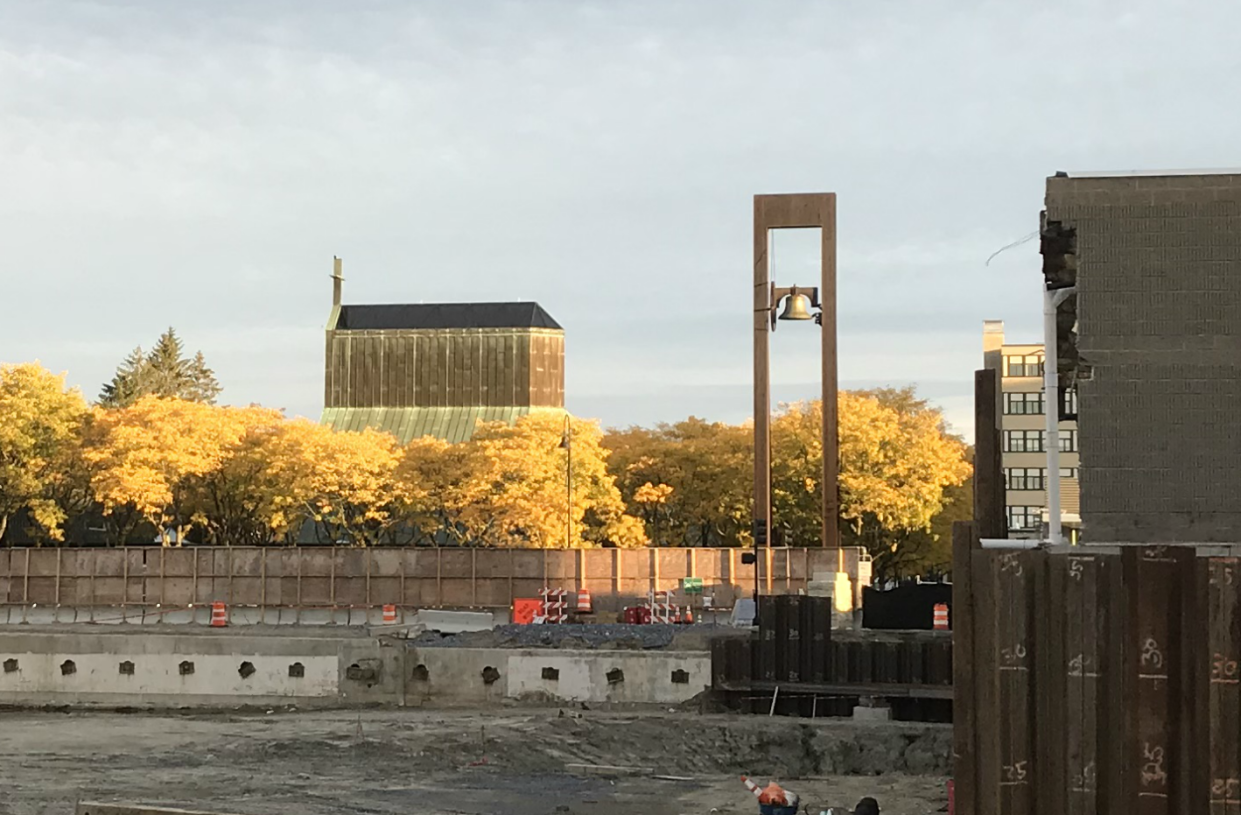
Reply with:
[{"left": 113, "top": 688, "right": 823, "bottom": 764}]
[{"left": 1053, "top": 168, "right": 1241, "bottom": 178}]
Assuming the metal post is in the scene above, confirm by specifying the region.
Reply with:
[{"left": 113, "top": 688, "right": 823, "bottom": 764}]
[
  {"left": 564, "top": 414, "right": 572, "bottom": 550},
  {"left": 819, "top": 200, "right": 841, "bottom": 561},
  {"left": 753, "top": 211, "right": 772, "bottom": 565}
]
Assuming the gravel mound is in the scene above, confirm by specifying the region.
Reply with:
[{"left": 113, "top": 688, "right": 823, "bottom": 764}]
[{"left": 411, "top": 623, "right": 687, "bottom": 650}]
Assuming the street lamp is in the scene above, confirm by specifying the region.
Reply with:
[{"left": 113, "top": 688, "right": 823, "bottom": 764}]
[
  {"left": 560, "top": 414, "right": 572, "bottom": 549},
  {"left": 752, "top": 193, "right": 842, "bottom": 602}
]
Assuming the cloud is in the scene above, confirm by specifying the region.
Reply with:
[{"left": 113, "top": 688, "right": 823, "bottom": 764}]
[{"left": 2, "top": 0, "right": 1239, "bottom": 430}]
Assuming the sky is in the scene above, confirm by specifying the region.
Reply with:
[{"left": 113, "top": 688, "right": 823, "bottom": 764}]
[{"left": 3, "top": 0, "right": 1240, "bottom": 441}]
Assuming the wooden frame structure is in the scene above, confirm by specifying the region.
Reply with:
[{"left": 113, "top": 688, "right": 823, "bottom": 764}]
[{"left": 752, "top": 193, "right": 839, "bottom": 552}]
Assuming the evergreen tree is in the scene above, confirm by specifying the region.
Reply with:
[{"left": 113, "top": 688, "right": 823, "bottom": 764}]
[
  {"left": 98, "top": 347, "right": 150, "bottom": 408},
  {"left": 183, "top": 351, "right": 223, "bottom": 404},
  {"left": 97, "top": 329, "right": 221, "bottom": 407}
]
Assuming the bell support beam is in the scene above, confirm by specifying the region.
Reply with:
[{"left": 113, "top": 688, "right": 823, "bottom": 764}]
[{"left": 753, "top": 193, "right": 839, "bottom": 570}]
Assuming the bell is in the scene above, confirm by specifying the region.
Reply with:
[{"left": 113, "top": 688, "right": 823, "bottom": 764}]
[{"left": 778, "top": 293, "right": 815, "bottom": 321}]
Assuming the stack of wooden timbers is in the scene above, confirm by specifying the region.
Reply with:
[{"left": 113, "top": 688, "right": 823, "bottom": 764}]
[
  {"left": 709, "top": 594, "right": 954, "bottom": 720},
  {"left": 953, "top": 521, "right": 1241, "bottom": 813}
]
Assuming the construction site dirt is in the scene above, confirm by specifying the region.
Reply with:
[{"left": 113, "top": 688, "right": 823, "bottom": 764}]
[{"left": 0, "top": 708, "right": 949, "bottom": 815}]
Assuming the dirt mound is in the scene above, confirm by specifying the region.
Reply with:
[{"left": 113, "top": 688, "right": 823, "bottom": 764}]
[{"left": 219, "top": 710, "right": 951, "bottom": 779}]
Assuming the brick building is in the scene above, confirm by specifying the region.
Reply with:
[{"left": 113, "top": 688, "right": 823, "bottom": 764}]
[
  {"left": 982, "top": 321, "right": 1080, "bottom": 538},
  {"left": 1042, "top": 171, "right": 1241, "bottom": 543}
]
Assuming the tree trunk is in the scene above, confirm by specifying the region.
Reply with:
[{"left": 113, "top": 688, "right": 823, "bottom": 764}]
[{"left": 0, "top": 514, "right": 8, "bottom": 546}]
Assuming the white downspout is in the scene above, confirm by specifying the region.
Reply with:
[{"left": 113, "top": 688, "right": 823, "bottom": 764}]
[{"left": 1044, "top": 285, "right": 1076, "bottom": 546}]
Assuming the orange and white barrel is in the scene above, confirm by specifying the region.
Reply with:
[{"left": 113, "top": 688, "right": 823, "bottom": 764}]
[
  {"left": 933, "top": 603, "right": 949, "bottom": 630},
  {"left": 210, "top": 601, "right": 228, "bottom": 628},
  {"left": 382, "top": 604, "right": 398, "bottom": 625},
  {"left": 575, "top": 588, "right": 593, "bottom": 614}
]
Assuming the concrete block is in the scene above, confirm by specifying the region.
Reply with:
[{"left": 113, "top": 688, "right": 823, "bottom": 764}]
[
  {"left": 0, "top": 630, "right": 343, "bottom": 704},
  {"left": 298, "top": 608, "right": 333, "bottom": 626},
  {"left": 23, "top": 607, "right": 56, "bottom": 625},
  {"left": 852, "top": 705, "right": 892, "bottom": 722},
  {"left": 230, "top": 607, "right": 264, "bottom": 626},
  {"left": 413, "top": 609, "right": 493, "bottom": 634},
  {"left": 159, "top": 609, "right": 195, "bottom": 625}
]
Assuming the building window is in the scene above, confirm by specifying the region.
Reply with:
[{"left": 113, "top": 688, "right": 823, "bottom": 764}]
[
  {"left": 1062, "top": 387, "right": 1078, "bottom": 416},
  {"left": 1004, "top": 430, "right": 1045, "bottom": 453},
  {"left": 1004, "top": 354, "right": 1044, "bottom": 378},
  {"left": 1003, "top": 392, "right": 1045, "bottom": 415},
  {"left": 1005, "top": 468, "right": 1046, "bottom": 491},
  {"left": 1060, "top": 467, "right": 1078, "bottom": 479},
  {"left": 1007, "top": 506, "right": 1041, "bottom": 531},
  {"left": 1059, "top": 430, "right": 1078, "bottom": 453}
]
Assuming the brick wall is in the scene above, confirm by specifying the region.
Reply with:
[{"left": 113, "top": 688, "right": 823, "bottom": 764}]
[{"left": 1045, "top": 173, "right": 1241, "bottom": 542}]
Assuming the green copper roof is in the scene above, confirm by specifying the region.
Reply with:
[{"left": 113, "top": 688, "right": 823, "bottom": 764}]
[{"left": 320, "top": 406, "right": 563, "bottom": 444}]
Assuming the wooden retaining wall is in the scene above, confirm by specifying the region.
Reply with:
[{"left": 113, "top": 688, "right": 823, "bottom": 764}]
[
  {"left": 954, "top": 524, "right": 1241, "bottom": 814},
  {"left": 0, "top": 546, "right": 864, "bottom": 611}
]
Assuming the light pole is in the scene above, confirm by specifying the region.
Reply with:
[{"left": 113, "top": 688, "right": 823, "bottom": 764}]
[
  {"left": 753, "top": 193, "right": 841, "bottom": 599},
  {"left": 560, "top": 414, "right": 572, "bottom": 549}
]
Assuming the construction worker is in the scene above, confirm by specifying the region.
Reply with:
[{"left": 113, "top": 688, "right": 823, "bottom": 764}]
[{"left": 853, "top": 796, "right": 880, "bottom": 815}]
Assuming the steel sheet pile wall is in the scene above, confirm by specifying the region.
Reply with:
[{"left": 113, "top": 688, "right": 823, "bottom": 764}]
[
  {"left": 0, "top": 546, "right": 863, "bottom": 612},
  {"left": 711, "top": 595, "right": 952, "bottom": 718},
  {"left": 955, "top": 527, "right": 1240, "bottom": 814}
]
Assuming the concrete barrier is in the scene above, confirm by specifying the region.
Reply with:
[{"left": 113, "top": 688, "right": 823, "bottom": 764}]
[
  {"left": 0, "top": 628, "right": 394, "bottom": 708},
  {"left": 405, "top": 647, "right": 710, "bottom": 706},
  {"left": 0, "top": 629, "right": 708, "bottom": 709}
]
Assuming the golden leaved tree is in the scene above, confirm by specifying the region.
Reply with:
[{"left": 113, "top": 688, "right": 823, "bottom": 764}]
[
  {"left": 0, "top": 363, "right": 89, "bottom": 544},
  {"left": 461, "top": 412, "right": 646, "bottom": 548},
  {"left": 187, "top": 405, "right": 299, "bottom": 546},
  {"left": 770, "top": 388, "right": 971, "bottom": 575},
  {"left": 280, "top": 422, "right": 404, "bottom": 547},
  {"left": 604, "top": 418, "right": 752, "bottom": 547},
  {"left": 395, "top": 435, "right": 488, "bottom": 546},
  {"left": 84, "top": 397, "right": 242, "bottom": 546}
]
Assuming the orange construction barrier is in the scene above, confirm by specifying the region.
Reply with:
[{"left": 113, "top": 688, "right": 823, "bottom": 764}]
[
  {"left": 210, "top": 601, "right": 227, "bottom": 628},
  {"left": 382, "top": 604, "right": 397, "bottom": 624},
  {"left": 576, "top": 588, "right": 593, "bottom": 614},
  {"left": 933, "top": 603, "right": 949, "bottom": 631}
]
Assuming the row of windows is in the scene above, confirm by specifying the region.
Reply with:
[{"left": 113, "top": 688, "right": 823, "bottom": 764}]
[
  {"left": 1003, "top": 429, "right": 1078, "bottom": 453},
  {"left": 1004, "top": 467, "right": 1079, "bottom": 491},
  {"left": 1004, "top": 354, "right": 1044, "bottom": 378},
  {"left": 1003, "top": 389, "right": 1078, "bottom": 415},
  {"left": 1007, "top": 506, "right": 1041, "bottom": 531}
]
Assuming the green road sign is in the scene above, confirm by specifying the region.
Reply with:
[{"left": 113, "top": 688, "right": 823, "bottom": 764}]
[{"left": 682, "top": 577, "right": 703, "bottom": 594}]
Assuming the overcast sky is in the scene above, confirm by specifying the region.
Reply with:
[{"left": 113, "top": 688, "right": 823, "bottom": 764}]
[{"left": 4, "top": 1, "right": 1239, "bottom": 439}]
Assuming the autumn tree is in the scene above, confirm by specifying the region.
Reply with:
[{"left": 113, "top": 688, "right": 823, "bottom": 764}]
[
  {"left": 395, "top": 435, "right": 487, "bottom": 546},
  {"left": 632, "top": 482, "right": 674, "bottom": 546},
  {"left": 881, "top": 471, "right": 973, "bottom": 578},
  {"left": 770, "top": 388, "right": 971, "bottom": 577},
  {"left": 99, "top": 328, "right": 221, "bottom": 407},
  {"left": 83, "top": 397, "right": 238, "bottom": 545},
  {"left": 286, "top": 423, "right": 404, "bottom": 547},
  {"left": 457, "top": 412, "right": 646, "bottom": 548},
  {"left": 187, "top": 406, "right": 298, "bottom": 546},
  {"left": 0, "top": 363, "right": 89, "bottom": 544},
  {"left": 604, "top": 418, "right": 751, "bottom": 547}
]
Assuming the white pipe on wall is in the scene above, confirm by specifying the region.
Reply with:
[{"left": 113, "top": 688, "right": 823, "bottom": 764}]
[{"left": 1044, "top": 285, "right": 1076, "bottom": 546}]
